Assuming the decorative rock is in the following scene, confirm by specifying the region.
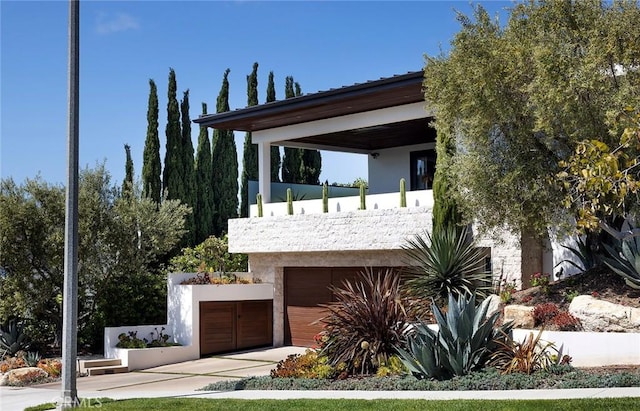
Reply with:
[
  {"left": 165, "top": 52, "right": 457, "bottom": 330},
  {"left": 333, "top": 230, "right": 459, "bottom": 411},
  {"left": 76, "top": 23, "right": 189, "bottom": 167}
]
[
  {"left": 5, "top": 367, "right": 48, "bottom": 385},
  {"left": 0, "top": 372, "right": 8, "bottom": 386},
  {"left": 485, "top": 294, "right": 501, "bottom": 318},
  {"left": 503, "top": 304, "right": 535, "bottom": 328},
  {"left": 569, "top": 295, "right": 640, "bottom": 332}
]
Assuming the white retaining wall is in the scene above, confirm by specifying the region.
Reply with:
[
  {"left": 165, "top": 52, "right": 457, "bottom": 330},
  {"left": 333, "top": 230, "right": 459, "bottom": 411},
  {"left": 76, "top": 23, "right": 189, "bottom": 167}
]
[{"left": 512, "top": 329, "right": 640, "bottom": 367}]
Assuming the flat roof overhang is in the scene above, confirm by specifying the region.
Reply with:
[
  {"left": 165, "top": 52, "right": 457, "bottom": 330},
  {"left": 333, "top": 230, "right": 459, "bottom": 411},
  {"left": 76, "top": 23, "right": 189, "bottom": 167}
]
[{"left": 194, "top": 71, "right": 435, "bottom": 151}]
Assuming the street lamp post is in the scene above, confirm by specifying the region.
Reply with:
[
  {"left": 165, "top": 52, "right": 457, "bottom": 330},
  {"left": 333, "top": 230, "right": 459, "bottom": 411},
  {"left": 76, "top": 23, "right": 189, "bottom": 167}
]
[{"left": 59, "top": 0, "right": 80, "bottom": 408}]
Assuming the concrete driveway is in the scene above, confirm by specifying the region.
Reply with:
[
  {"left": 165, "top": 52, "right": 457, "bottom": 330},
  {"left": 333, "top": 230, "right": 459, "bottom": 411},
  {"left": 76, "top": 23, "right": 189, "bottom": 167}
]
[{"left": 0, "top": 346, "right": 307, "bottom": 410}]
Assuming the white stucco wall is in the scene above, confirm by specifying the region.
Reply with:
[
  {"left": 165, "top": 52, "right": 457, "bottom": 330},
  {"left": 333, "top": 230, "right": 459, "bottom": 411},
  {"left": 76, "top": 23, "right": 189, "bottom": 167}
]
[{"left": 368, "top": 143, "right": 435, "bottom": 194}]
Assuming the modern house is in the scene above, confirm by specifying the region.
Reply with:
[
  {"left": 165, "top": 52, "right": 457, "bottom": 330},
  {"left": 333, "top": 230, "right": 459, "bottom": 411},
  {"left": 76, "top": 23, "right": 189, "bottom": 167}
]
[{"left": 194, "top": 71, "right": 569, "bottom": 347}]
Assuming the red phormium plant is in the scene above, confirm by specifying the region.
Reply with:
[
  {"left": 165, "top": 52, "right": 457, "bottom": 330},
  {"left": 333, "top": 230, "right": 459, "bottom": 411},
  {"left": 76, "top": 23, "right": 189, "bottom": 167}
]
[{"left": 319, "top": 267, "right": 426, "bottom": 376}]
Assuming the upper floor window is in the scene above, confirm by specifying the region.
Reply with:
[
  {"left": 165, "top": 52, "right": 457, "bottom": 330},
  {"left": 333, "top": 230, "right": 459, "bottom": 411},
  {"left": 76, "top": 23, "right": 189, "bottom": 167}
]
[{"left": 410, "top": 150, "right": 436, "bottom": 190}]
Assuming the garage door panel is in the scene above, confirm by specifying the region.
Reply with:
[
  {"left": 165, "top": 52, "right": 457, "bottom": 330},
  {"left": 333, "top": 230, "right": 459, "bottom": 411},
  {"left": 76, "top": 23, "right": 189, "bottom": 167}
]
[
  {"left": 285, "top": 267, "right": 372, "bottom": 347},
  {"left": 286, "top": 268, "right": 332, "bottom": 306},
  {"left": 286, "top": 306, "right": 329, "bottom": 347}
]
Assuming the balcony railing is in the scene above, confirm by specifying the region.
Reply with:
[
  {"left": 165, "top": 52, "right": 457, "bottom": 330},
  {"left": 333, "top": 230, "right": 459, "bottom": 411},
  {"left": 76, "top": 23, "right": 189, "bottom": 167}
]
[{"left": 249, "top": 190, "right": 433, "bottom": 218}]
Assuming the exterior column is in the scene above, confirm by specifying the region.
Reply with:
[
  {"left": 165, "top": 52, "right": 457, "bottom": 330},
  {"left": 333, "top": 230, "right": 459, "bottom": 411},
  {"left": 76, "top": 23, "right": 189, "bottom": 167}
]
[{"left": 257, "top": 141, "right": 271, "bottom": 203}]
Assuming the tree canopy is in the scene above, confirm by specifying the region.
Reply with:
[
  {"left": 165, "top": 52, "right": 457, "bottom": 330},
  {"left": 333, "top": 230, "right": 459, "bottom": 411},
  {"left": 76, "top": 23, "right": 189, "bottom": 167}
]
[
  {"left": 0, "top": 166, "right": 189, "bottom": 349},
  {"left": 423, "top": 0, "right": 640, "bottom": 238}
]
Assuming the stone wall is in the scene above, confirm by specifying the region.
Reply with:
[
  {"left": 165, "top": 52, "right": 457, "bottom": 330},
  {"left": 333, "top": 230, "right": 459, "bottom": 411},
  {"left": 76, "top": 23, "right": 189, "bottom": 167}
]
[{"left": 229, "top": 207, "right": 434, "bottom": 254}]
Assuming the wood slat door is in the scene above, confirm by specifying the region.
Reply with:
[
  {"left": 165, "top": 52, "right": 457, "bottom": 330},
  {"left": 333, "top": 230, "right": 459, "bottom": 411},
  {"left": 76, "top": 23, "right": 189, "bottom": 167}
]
[
  {"left": 200, "top": 300, "right": 273, "bottom": 356},
  {"left": 237, "top": 300, "right": 273, "bottom": 350},
  {"left": 200, "top": 301, "right": 236, "bottom": 356}
]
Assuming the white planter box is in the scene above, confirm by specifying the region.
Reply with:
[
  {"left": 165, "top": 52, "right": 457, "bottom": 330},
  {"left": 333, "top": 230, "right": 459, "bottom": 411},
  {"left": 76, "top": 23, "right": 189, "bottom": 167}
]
[
  {"left": 512, "top": 328, "right": 640, "bottom": 367},
  {"left": 114, "top": 345, "right": 195, "bottom": 371},
  {"left": 182, "top": 282, "right": 274, "bottom": 302}
]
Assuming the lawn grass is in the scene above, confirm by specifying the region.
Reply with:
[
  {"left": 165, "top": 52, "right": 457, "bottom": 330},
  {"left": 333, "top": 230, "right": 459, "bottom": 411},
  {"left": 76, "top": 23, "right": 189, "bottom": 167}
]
[{"left": 37, "top": 397, "right": 639, "bottom": 411}]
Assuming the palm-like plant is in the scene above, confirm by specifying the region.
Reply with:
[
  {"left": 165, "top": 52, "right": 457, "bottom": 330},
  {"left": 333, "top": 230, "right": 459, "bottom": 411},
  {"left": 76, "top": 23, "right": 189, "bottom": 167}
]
[
  {"left": 555, "top": 236, "right": 600, "bottom": 274},
  {"left": 319, "top": 267, "right": 424, "bottom": 376},
  {"left": 402, "top": 225, "right": 492, "bottom": 303}
]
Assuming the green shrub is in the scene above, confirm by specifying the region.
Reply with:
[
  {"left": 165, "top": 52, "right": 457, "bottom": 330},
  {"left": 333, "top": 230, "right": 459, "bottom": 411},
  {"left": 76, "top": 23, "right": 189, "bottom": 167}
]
[
  {"left": 116, "top": 331, "right": 147, "bottom": 349},
  {"left": 376, "top": 355, "right": 407, "bottom": 377},
  {"left": 270, "top": 350, "right": 337, "bottom": 379},
  {"left": 147, "top": 327, "right": 180, "bottom": 347},
  {"left": 319, "top": 268, "right": 424, "bottom": 376},
  {"left": 169, "top": 234, "right": 248, "bottom": 274},
  {"left": 402, "top": 226, "right": 492, "bottom": 304},
  {"left": 200, "top": 367, "right": 640, "bottom": 392},
  {"left": 396, "top": 293, "right": 511, "bottom": 380}
]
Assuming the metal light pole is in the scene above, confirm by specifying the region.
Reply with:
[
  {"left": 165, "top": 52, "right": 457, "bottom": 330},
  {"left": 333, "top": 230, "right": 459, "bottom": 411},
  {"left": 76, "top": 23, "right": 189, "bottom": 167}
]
[{"left": 59, "top": 0, "right": 80, "bottom": 408}]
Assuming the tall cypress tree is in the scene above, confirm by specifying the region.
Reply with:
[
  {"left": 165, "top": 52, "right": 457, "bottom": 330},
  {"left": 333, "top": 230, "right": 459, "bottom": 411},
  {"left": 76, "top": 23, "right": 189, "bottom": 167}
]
[
  {"left": 212, "top": 68, "right": 239, "bottom": 235},
  {"left": 282, "top": 76, "right": 303, "bottom": 183},
  {"left": 240, "top": 62, "right": 259, "bottom": 218},
  {"left": 180, "top": 89, "right": 196, "bottom": 246},
  {"left": 294, "top": 81, "right": 322, "bottom": 185},
  {"left": 432, "top": 127, "right": 462, "bottom": 234},
  {"left": 162, "top": 68, "right": 183, "bottom": 200},
  {"left": 142, "top": 79, "right": 161, "bottom": 203},
  {"left": 195, "top": 102, "right": 214, "bottom": 243},
  {"left": 122, "top": 143, "right": 134, "bottom": 200},
  {"left": 300, "top": 149, "right": 322, "bottom": 185},
  {"left": 266, "top": 71, "right": 281, "bottom": 182}
]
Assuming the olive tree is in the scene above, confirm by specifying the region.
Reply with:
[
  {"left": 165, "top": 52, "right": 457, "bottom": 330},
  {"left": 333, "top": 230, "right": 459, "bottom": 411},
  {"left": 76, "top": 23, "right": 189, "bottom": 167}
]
[
  {"left": 423, "top": 0, "right": 640, "bottom": 239},
  {"left": 0, "top": 165, "right": 190, "bottom": 350}
]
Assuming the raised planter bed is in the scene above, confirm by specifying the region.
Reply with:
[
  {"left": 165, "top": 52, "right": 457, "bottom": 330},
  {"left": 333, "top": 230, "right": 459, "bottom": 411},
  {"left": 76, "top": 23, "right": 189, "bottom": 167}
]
[{"left": 105, "top": 273, "right": 275, "bottom": 370}]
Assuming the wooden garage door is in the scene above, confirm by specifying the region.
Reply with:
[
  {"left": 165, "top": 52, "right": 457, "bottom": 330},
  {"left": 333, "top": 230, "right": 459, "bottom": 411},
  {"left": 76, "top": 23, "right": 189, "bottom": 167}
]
[
  {"left": 200, "top": 300, "right": 273, "bottom": 356},
  {"left": 284, "top": 267, "right": 369, "bottom": 347}
]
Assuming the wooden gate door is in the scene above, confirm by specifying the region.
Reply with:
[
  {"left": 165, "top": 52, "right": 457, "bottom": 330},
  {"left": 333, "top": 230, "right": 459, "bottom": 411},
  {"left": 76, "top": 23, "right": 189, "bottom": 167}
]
[{"left": 200, "top": 300, "right": 273, "bottom": 356}]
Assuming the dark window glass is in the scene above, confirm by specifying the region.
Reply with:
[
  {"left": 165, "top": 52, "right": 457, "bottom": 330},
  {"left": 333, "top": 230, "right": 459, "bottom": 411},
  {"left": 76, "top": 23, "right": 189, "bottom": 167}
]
[{"left": 410, "top": 150, "right": 436, "bottom": 190}]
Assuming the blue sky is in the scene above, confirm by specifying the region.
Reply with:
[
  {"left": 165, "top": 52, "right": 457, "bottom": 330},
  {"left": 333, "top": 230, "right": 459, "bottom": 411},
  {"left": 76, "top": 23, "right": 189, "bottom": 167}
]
[{"left": 1, "top": 0, "right": 511, "bottom": 188}]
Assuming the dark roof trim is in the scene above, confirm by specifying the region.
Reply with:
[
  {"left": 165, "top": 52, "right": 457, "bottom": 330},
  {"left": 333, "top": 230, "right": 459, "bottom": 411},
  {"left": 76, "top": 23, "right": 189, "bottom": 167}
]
[{"left": 193, "top": 71, "right": 424, "bottom": 131}]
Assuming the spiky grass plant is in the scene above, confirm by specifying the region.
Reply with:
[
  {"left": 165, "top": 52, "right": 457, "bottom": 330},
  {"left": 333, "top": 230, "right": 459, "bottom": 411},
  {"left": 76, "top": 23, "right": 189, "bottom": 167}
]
[
  {"left": 319, "top": 267, "right": 424, "bottom": 376},
  {"left": 402, "top": 225, "right": 492, "bottom": 304},
  {"left": 490, "top": 329, "right": 571, "bottom": 375}
]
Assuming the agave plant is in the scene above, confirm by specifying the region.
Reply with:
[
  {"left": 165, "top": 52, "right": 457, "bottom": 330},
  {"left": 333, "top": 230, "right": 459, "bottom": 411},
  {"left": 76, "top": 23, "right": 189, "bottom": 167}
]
[
  {"left": 402, "top": 225, "right": 492, "bottom": 303},
  {"left": 601, "top": 232, "right": 640, "bottom": 289},
  {"left": 23, "top": 351, "right": 42, "bottom": 367},
  {"left": 0, "top": 318, "right": 30, "bottom": 357},
  {"left": 319, "top": 267, "right": 424, "bottom": 376},
  {"left": 396, "top": 292, "right": 512, "bottom": 380}
]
